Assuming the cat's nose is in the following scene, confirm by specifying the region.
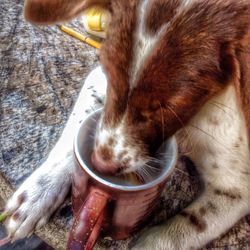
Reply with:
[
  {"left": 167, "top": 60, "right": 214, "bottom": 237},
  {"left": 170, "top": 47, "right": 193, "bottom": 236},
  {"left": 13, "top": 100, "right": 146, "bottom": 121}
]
[{"left": 91, "top": 150, "right": 118, "bottom": 175}]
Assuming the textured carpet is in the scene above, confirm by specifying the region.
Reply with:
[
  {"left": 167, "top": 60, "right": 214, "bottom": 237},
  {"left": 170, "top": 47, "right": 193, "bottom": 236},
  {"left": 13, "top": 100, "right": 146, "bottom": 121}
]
[{"left": 0, "top": 1, "right": 249, "bottom": 249}]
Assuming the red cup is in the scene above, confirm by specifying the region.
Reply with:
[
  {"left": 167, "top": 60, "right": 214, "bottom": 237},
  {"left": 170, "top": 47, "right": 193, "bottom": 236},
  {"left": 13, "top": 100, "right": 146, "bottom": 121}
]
[{"left": 67, "top": 109, "right": 177, "bottom": 250}]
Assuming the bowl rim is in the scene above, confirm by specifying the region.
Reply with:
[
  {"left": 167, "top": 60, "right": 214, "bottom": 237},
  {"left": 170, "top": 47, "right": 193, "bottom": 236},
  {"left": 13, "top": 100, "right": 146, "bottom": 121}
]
[{"left": 74, "top": 108, "right": 178, "bottom": 192}]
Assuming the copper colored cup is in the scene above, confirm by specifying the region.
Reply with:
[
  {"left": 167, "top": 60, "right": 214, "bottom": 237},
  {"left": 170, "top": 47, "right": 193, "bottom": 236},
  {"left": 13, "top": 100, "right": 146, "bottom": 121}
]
[{"left": 67, "top": 109, "right": 177, "bottom": 250}]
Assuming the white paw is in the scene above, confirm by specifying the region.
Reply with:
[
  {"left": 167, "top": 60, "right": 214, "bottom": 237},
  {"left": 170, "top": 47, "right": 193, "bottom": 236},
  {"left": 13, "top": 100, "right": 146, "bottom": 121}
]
[{"left": 4, "top": 160, "right": 72, "bottom": 241}]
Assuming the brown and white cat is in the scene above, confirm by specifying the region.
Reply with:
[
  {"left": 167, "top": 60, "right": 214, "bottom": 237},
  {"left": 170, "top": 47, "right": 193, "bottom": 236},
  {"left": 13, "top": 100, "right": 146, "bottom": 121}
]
[{"left": 5, "top": 0, "right": 250, "bottom": 249}]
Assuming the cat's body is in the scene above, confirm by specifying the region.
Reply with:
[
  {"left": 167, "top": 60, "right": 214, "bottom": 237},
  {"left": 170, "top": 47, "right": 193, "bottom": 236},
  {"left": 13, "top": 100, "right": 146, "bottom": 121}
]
[{"left": 5, "top": 0, "right": 250, "bottom": 249}]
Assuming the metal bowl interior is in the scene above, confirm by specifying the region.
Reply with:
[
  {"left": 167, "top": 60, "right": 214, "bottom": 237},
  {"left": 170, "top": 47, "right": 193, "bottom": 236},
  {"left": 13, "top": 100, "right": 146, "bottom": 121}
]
[{"left": 74, "top": 109, "right": 177, "bottom": 191}]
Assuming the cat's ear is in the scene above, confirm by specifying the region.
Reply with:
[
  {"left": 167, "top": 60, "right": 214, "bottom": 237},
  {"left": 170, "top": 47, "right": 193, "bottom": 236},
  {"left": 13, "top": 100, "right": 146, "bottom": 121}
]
[{"left": 24, "top": 0, "right": 110, "bottom": 24}]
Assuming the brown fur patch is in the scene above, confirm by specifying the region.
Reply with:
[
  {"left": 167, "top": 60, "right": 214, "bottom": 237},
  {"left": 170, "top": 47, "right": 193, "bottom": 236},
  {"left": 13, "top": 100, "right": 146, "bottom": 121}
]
[
  {"left": 240, "top": 170, "right": 250, "bottom": 175},
  {"left": 24, "top": 0, "right": 110, "bottom": 24},
  {"left": 108, "top": 137, "right": 116, "bottom": 147},
  {"left": 98, "top": 146, "right": 113, "bottom": 161},
  {"left": 124, "top": 1, "right": 250, "bottom": 154},
  {"left": 207, "top": 201, "right": 218, "bottom": 213},
  {"left": 101, "top": 1, "right": 138, "bottom": 127},
  {"left": 17, "top": 193, "right": 27, "bottom": 205},
  {"left": 212, "top": 163, "right": 219, "bottom": 169},
  {"left": 214, "top": 188, "right": 242, "bottom": 200},
  {"left": 118, "top": 150, "right": 128, "bottom": 160},
  {"left": 123, "top": 157, "right": 132, "bottom": 165},
  {"left": 145, "top": 0, "right": 181, "bottom": 35},
  {"left": 206, "top": 181, "right": 212, "bottom": 187},
  {"left": 209, "top": 116, "right": 220, "bottom": 126},
  {"left": 199, "top": 207, "right": 207, "bottom": 216},
  {"left": 12, "top": 211, "right": 21, "bottom": 221},
  {"left": 180, "top": 211, "right": 207, "bottom": 232}
]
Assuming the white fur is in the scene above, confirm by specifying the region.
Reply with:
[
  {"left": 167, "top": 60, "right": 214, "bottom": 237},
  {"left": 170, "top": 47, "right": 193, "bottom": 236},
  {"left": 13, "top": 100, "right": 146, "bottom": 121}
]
[
  {"left": 130, "top": 0, "right": 167, "bottom": 88},
  {"left": 181, "top": 0, "right": 196, "bottom": 8},
  {"left": 5, "top": 66, "right": 107, "bottom": 240},
  {"left": 180, "top": 85, "right": 250, "bottom": 247},
  {"left": 134, "top": 85, "right": 250, "bottom": 249},
  {"left": 98, "top": 119, "right": 146, "bottom": 172},
  {"left": 187, "top": 85, "right": 250, "bottom": 180}
]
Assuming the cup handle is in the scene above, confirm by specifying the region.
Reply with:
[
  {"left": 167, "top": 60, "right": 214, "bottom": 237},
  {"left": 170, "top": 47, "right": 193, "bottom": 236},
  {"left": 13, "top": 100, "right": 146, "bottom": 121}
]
[{"left": 67, "top": 187, "right": 109, "bottom": 250}]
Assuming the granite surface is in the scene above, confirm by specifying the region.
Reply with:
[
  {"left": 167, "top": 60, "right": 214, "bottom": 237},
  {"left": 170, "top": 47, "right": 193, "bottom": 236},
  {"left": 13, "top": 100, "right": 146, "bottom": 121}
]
[{"left": 0, "top": 1, "right": 249, "bottom": 249}]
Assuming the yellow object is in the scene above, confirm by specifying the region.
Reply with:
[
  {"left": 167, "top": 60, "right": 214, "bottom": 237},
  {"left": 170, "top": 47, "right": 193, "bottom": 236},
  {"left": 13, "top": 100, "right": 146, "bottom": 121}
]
[
  {"left": 86, "top": 8, "right": 103, "bottom": 31},
  {"left": 83, "top": 7, "right": 111, "bottom": 39},
  {"left": 60, "top": 25, "right": 101, "bottom": 49}
]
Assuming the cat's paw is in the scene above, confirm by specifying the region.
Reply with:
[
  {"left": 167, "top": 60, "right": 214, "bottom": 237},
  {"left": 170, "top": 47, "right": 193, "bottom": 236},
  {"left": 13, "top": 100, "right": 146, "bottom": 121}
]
[{"left": 4, "top": 161, "right": 72, "bottom": 241}]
